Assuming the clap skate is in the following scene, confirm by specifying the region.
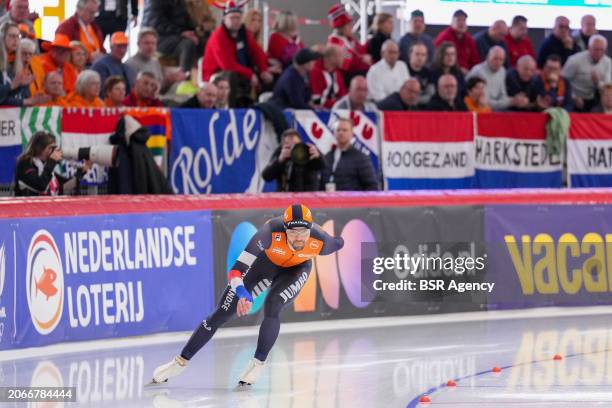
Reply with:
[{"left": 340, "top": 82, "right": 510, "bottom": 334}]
[
  {"left": 147, "top": 356, "right": 187, "bottom": 385},
  {"left": 237, "top": 357, "right": 265, "bottom": 387}
]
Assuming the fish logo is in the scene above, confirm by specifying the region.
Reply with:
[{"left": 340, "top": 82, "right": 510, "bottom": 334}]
[
  {"left": 26, "top": 230, "right": 64, "bottom": 335},
  {"left": 36, "top": 267, "right": 58, "bottom": 300}
]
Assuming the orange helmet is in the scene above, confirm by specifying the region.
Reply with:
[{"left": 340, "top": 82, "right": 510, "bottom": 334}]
[{"left": 283, "top": 204, "right": 313, "bottom": 229}]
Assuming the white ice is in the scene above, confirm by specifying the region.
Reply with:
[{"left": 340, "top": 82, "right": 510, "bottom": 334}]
[{"left": 1, "top": 306, "right": 612, "bottom": 407}]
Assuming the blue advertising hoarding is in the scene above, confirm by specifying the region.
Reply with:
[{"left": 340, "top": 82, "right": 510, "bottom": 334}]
[{"left": 0, "top": 210, "right": 215, "bottom": 350}]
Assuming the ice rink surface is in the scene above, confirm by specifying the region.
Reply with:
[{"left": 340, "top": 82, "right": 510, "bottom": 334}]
[{"left": 1, "top": 307, "right": 612, "bottom": 408}]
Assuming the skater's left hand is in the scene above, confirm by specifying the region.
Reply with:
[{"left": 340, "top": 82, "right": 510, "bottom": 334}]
[{"left": 237, "top": 298, "right": 252, "bottom": 317}]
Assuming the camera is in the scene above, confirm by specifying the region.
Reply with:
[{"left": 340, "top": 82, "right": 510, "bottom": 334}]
[
  {"left": 290, "top": 143, "right": 310, "bottom": 166},
  {"left": 62, "top": 145, "right": 117, "bottom": 167}
]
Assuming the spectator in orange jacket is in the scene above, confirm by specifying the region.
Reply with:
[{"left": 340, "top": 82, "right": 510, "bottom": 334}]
[
  {"left": 30, "top": 34, "right": 79, "bottom": 96},
  {"left": 38, "top": 71, "right": 68, "bottom": 107},
  {"left": 464, "top": 76, "right": 492, "bottom": 113},
  {"left": 434, "top": 9, "right": 480, "bottom": 74},
  {"left": 56, "top": 0, "right": 106, "bottom": 63},
  {"left": 65, "top": 69, "right": 104, "bottom": 107}
]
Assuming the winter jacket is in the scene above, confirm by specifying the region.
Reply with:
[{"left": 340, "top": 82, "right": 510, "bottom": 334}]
[
  {"left": 107, "top": 117, "right": 172, "bottom": 194},
  {"left": 270, "top": 65, "right": 311, "bottom": 110},
  {"left": 148, "top": 0, "right": 194, "bottom": 37},
  {"left": 321, "top": 145, "right": 379, "bottom": 191},
  {"left": 14, "top": 157, "right": 81, "bottom": 196},
  {"left": 202, "top": 24, "right": 268, "bottom": 82}
]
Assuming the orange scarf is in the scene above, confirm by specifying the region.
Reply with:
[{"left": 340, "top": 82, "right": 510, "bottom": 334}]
[
  {"left": 41, "top": 96, "right": 68, "bottom": 107},
  {"left": 541, "top": 73, "right": 565, "bottom": 99},
  {"left": 79, "top": 22, "right": 100, "bottom": 56},
  {"left": 65, "top": 92, "right": 105, "bottom": 108}
]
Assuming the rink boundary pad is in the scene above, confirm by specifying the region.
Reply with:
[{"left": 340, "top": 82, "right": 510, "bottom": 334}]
[{"left": 1, "top": 189, "right": 612, "bottom": 219}]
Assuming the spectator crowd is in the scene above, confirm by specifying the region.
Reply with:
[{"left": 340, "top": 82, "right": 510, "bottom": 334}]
[
  {"left": 2, "top": 0, "right": 611, "bottom": 113},
  {"left": 5, "top": 0, "right": 612, "bottom": 195}
]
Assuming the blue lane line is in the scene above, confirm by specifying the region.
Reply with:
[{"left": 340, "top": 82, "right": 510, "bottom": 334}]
[{"left": 406, "top": 349, "right": 612, "bottom": 408}]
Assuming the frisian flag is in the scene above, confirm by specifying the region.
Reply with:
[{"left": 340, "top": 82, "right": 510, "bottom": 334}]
[
  {"left": 382, "top": 111, "right": 475, "bottom": 190},
  {"left": 293, "top": 109, "right": 381, "bottom": 175},
  {"left": 474, "top": 112, "right": 562, "bottom": 188},
  {"left": 568, "top": 114, "right": 612, "bottom": 187}
]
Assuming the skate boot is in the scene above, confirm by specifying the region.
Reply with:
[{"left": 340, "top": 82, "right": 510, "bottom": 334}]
[
  {"left": 149, "top": 356, "right": 187, "bottom": 385},
  {"left": 238, "top": 357, "right": 265, "bottom": 386}
]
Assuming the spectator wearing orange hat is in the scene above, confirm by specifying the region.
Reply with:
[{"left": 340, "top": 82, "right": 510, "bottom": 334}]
[
  {"left": 56, "top": 0, "right": 106, "bottom": 63},
  {"left": 17, "top": 23, "right": 34, "bottom": 40},
  {"left": 91, "top": 32, "right": 135, "bottom": 97},
  {"left": 65, "top": 69, "right": 105, "bottom": 107},
  {"left": 327, "top": 3, "right": 372, "bottom": 86},
  {"left": 30, "top": 33, "right": 79, "bottom": 95},
  {"left": 38, "top": 71, "right": 68, "bottom": 107}
]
